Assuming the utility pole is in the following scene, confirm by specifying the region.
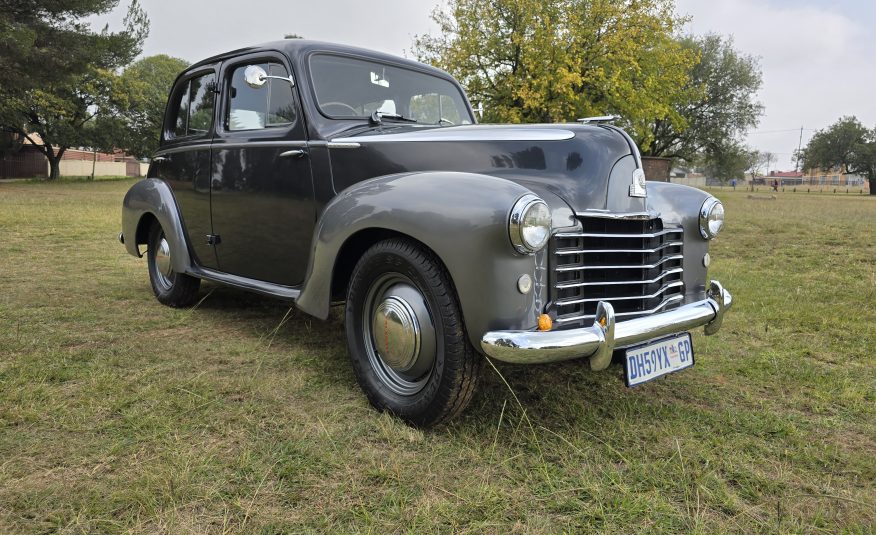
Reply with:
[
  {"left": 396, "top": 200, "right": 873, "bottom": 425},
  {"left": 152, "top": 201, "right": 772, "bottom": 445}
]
[{"left": 795, "top": 125, "right": 804, "bottom": 172}]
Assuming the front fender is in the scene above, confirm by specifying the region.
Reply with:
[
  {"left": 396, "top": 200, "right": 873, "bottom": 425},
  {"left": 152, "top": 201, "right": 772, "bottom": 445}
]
[
  {"left": 121, "top": 178, "right": 193, "bottom": 274},
  {"left": 645, "top": 181, "right": 715, "bottom": 303},
  {"left": 296, "top": 171, "right": 549, "bottom": 348}
]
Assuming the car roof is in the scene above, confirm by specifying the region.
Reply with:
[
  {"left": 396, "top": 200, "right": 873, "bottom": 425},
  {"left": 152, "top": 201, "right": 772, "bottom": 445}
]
[{"left": 188, "top": 39, "right": 454, "bottom": 80}]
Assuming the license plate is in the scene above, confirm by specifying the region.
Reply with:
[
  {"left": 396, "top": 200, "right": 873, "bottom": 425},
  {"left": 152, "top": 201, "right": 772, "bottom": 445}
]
[{"left": 624, "top": 333, "right": 694, "bottom": 387}]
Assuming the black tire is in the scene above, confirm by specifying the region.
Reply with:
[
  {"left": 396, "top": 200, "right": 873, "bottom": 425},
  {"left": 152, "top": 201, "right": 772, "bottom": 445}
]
[
  {"left": 147, "top": 222, "right": 200, "bottom": 307},
  {"left": 345, "top": 238, "right": 482, "bottom": 427}
]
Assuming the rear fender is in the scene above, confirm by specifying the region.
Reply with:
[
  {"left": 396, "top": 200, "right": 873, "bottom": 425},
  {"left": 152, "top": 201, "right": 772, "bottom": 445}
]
[{"left": 121, "top": 178, "right": 194, "bottom": 274}]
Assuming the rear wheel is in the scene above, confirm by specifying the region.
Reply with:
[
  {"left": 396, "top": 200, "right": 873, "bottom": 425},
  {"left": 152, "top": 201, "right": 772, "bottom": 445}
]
[
  {"left": 147, "top": 222, "right": 200, "bottom": 307},
  {"left": 345, "top": 238, "right": 481, "bottom": 427}
]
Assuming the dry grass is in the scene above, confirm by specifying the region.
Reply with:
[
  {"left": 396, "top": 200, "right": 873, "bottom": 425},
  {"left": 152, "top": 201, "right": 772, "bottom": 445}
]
[{"left": 0, "top": 178, "right": 874, "bottom": 533}]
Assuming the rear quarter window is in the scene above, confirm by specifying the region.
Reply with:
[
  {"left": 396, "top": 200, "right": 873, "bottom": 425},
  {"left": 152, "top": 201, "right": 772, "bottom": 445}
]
[{"left": 167, "top": 71, "right": 216, "bottom": 140}]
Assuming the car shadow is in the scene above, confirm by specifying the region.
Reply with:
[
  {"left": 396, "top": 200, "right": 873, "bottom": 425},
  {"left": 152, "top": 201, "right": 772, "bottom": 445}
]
[
  {"left": 188, "top": 282, "right": 353, "bottom": 379},
  {"left": 185, "top": 283, "right": 676, "bottom": 434}
]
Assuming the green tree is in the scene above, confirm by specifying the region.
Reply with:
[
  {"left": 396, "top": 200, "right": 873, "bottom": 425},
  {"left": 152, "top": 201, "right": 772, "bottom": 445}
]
[
  {"left": 800, "top": 116, "right": 876, "bottom": 195},
  {"left": 107, "top": 55, "right": 190, "bottom": 158},
  {"left": 0, "top": 1, "right": 149, "bottom": 180},
  {"left": 413, "top": 0, "right": 696, "bottom": 143},
  {"left": 640, "top": 34, "right": 763, "bottom": 162},
  {"left": 700, "top": 142, "right": 755, "bottom": 183}
]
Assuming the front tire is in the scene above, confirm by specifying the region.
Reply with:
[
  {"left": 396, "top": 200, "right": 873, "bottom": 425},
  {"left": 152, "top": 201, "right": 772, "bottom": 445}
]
[
  {"left": 147, "top": 222, "right": 200, "bottom": 307},
  {"left": 345, "top": 238, "right": 481, "bottom": 427}
]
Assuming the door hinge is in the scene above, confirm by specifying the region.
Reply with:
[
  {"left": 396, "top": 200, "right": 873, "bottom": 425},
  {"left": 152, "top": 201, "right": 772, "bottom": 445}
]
[{"left": 206, "top": 234, "right": 221, "bottom": 245}]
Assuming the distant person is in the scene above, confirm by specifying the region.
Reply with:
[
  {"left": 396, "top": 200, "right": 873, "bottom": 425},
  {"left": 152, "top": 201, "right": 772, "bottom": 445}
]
[
  {"left": 772, "top": 179, "right": 779, "bottom": 192},
  {"left": 731, "top": 178, "right": 737, "bottom": 190}
]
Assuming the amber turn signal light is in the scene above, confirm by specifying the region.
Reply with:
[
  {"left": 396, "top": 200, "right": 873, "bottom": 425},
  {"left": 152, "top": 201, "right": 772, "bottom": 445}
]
[{"left": 537, "top": 314, "right": 553, "bottom": 331}]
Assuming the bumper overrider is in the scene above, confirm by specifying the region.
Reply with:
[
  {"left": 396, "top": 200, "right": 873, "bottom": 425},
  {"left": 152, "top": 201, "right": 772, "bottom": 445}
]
[{"left": 481, "top": 280, "right": 732, "bottom": 370}]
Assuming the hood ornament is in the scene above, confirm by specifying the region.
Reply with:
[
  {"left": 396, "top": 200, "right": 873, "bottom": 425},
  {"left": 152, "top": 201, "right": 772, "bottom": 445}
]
[
  {"left": 629, "top": 168, "right": 647, "bottom": 198},
  {"left": 576, "top": 115, "right": 621, "bottom": 124}
]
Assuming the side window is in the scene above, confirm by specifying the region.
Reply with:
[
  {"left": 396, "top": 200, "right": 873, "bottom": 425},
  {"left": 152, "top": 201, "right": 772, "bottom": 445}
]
[
  {"left": 227, "top": 62, "right": 297, "bottom": 131},
  {"left": 168, "top": 72, "right": 215, "bottom": 139},
  {"left": 172, "top": 81, "right": 190, "bottom": 137},
  {"left": 188, "top": 75, "right": 215, "bottom": 135}
]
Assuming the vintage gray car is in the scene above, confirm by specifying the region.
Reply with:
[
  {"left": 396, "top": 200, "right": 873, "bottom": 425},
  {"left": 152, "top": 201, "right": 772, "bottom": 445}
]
[{"left": 120, "top": 40, "right": 732, "bottom": 426}]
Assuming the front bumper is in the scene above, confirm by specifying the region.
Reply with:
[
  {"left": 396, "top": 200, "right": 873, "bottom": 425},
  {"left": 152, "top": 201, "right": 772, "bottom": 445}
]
[{"left": 481, "top": 280, "right": 732, "bottom": 370}]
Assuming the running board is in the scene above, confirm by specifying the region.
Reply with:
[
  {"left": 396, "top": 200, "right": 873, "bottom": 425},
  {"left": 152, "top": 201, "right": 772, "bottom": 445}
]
[{"left": 189, "top": 267, "right": 301, "bottom": 301}]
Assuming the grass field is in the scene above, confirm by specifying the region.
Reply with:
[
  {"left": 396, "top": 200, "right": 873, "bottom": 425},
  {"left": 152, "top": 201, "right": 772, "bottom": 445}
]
[{"left": 1, "top": 179, "right": 874, "bottom": 533}]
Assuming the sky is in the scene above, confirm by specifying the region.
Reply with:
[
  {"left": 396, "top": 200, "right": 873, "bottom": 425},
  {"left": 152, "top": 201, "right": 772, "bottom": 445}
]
[{"left": 91, "top": 0, "right": 876, "bottom": 171}]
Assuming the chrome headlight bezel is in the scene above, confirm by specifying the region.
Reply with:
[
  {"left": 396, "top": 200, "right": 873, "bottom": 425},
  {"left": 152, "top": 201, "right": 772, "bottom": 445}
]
[
  {"left": 509, "top": 194, "right": 551, "bottom": 254},
  {"left": 699, "top": 197, "right": 725, "bottom": 240}
]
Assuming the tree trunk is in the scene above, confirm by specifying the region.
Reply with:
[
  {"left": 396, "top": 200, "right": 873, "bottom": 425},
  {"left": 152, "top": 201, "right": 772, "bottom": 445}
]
[
  {"left": 870, "top": 179, "right": 875, "bottom": 195},
  {"left": 44, "top": 146, "right": 65, "bottom": 181},
  {"left": 46, "top": 153, "right": 60, "bottom": 181}
]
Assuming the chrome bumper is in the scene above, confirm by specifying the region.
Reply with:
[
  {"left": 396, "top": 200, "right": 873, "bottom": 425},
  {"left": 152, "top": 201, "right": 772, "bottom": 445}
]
[{"left": 480, "top": 280, "right": 732, "bottom": 370}]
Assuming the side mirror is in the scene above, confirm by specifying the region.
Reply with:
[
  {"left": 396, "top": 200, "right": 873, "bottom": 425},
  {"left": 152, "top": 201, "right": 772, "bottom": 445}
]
[
  {"left": 244, "top": 65, "right": 268, "bottom": 88},
  {"left": 243, "top": 65, "right": 295, "bottom": 89}
]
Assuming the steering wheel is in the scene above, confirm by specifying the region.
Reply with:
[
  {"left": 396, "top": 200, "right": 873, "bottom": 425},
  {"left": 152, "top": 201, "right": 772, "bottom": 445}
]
[{"left": 321, "top": 101, "right": 359, "bottom": 116}]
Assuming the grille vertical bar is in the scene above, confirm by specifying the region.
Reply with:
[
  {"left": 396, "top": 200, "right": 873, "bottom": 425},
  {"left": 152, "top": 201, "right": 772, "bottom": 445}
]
[{"left": 552, "top": 217, "right": 685, "bottom": 327}]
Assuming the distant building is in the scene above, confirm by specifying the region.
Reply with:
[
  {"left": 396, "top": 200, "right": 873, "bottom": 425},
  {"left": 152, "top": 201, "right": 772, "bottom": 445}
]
[
  {"left": 670, "top": 171, "right": 706, "bottom": 187},
  {"left": 801, "top": 166, "right": 865, "bottom": 186},
  {"left": 0, "top": 132, "right": 145, "bottom": 179}
]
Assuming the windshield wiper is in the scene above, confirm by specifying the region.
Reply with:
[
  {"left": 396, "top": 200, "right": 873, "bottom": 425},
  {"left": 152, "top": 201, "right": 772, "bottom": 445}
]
[{"left": 369, "top": 111, "right": 418, "bottom": 125}]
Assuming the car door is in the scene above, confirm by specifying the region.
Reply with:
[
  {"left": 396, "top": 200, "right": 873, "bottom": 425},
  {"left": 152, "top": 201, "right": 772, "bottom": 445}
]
[
  {"left": 210, "top": 53, "right": 315, "bottom": 286},
  {"left": 154, "top": 66, "right": 219, "bottom": 270}
]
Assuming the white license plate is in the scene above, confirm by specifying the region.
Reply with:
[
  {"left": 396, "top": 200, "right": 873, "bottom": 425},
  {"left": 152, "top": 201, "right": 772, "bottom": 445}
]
[{"left": 625, "top": 333, "right": 694, "bottom": 387}]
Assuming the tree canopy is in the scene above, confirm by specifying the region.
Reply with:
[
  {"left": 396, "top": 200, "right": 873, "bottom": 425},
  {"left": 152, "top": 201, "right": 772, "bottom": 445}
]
[
  {"left": 640, "top": 34, "right": 762, "bottom": 162},
  {"left": 799, "top": 116, "right": 876, "bottom": 194},
  {"left": 414, "top": 0, "right": 697, "bottom": 143},
  {"left": 0, "top": 0, "right": 149, "bottom": 179},
  {"left": 103, "top": 54, "right": 189, "bottom": 158}
]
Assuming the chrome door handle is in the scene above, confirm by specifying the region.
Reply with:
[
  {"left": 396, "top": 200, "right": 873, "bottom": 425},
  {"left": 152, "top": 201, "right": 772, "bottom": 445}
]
[
  {"left": 152, "top": 156, "right": 167, "bottom": 162},
  {"left": 279, "top": 149, "right": 307, "bottom": 159}
]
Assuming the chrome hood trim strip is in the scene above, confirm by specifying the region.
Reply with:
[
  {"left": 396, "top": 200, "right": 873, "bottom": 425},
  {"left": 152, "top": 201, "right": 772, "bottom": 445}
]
[{"left": 332, "top": 125, "right": 576, "bottom": 143}]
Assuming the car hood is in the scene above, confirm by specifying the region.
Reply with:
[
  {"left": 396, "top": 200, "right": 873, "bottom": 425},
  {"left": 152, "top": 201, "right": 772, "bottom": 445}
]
[{"left": 328, "top": 123, "right": 636, "bottom": 214}]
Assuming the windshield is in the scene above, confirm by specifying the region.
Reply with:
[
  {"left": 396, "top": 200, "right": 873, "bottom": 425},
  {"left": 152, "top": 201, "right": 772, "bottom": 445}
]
[{"left": 310, "top": 54, "right": 474, "bottom": 125}]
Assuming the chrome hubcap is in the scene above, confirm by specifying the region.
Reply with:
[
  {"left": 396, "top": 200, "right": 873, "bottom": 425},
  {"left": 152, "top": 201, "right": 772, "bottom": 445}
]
[
  {"left": 363, "top": 274, "right": 437, "bottom": 396},
  {"left": 372, "top": 297, "right": 420, "bottom": 371},
  {"left": 154, "top": 235, "right": 173, "bottom": 289}
]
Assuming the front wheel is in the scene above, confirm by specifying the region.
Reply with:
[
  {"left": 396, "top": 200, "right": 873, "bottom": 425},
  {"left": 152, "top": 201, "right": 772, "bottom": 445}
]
[
  {"left": 147, "top": 222, "right": 200, "bottom": 307},
  {"left": 345, "top": 238, "right": 482, "bottom": 427}
]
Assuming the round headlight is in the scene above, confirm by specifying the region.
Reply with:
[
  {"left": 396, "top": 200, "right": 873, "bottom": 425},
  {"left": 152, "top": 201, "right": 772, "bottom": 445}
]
[
  {"left": 699, "top": 198, "right": 724, "bottom": 239},
  {"left": 510, "top": 194, "right": 551, "bottom": 254}
]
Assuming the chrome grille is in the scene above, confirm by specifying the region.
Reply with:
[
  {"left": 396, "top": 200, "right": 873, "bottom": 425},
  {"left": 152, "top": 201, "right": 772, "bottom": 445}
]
[{"left": 551, "top": 217, "right": 684, "bottom": 327}]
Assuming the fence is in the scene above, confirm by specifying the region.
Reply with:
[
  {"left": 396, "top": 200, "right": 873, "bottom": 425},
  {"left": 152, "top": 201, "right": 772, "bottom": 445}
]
[
  {"left": 708, "top": 184, "right": 870, "bottom": 195},
  {"left": 0, "top": 147, "right": 48, "bottom": 178},
  {"left": 1, "top": 149, "right": 148, "bottom": 179}
]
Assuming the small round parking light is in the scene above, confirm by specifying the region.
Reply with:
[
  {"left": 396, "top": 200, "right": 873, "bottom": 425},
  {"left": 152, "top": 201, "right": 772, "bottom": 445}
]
[{"left": 517, "top": 274, "right": 533, "bottom": 294}]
